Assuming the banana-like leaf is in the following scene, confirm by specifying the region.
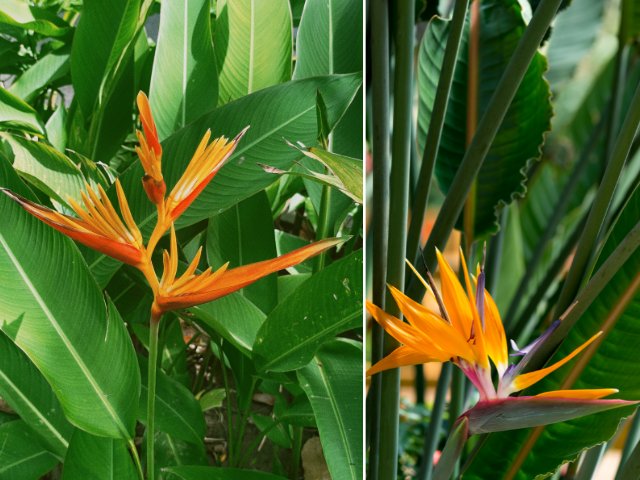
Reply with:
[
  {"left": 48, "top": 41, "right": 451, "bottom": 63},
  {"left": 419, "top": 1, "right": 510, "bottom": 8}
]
[
  {"left": 466, "top": 184, "right": 640, "bottom": 479},
  {"left": 622, "top": 0, "right": 640, "bottom": 43},
  {"left": 0, "top": 330, "right": 73, "bottom": 458},
  {"left": 61, "top": 429, "right": 137, "bottom": 480},
  {"left": 417, "top": 0, "right": 552, "bottom": 237},
  {"left": 9, "top": 47, "right": 70, "bottom": 103},
  {"left": 215, "top": 0, "right": 292, "bottom": 103},
  {"left": 253, "top": 250, "right": 363, "bottom": 372},
  {"left": 0, "top": 420, "right": 58, "bottom": 479},
  {"left": 207, "top": 191, "right": 278, "bottom": 314},
  {"left": 293, "top": 0, "right": 362, "bottom": 78},
  {"left": 0, "top": 86, "right": 43, "bottom": 133},
  {"left": 297, "top": 339, "right": 363, "bottom": 480},
  {"left": 150, "top": 0, "right": 217, "bottom": 140},
  {"left": 0, "top": 189, "right": 140, "bottom": 439},
  {"left": 88, "top": 73, "right": 361, "bottom": 285}
]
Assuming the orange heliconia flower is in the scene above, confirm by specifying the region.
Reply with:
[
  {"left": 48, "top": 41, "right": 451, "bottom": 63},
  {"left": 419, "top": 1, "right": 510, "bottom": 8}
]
[
  {"left": 2, "top": 180, "right": 144, "bottom": 266},
  {"left": 5, "top": 91, "right": 342, "bottom": 324}
]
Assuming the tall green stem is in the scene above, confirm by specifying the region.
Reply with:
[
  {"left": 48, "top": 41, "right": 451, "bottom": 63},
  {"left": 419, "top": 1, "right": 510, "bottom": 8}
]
[
  {"left": 146, "top": 317, "right": 160, "bottom": 480},
  {"left": 376, "top": 1, "right": 415, "bottom": 477},
  {"left": 406, "top": 0, "right": 470, "bottom": 283},
  {"left": 408, "top": 0, "right": 566, "bottom": 296},
  {"left": 368, "top": 0, "right": 391, "bottom": 473},
  {"left": 554, "top": 80, "right": 640, "bottom": 316},
  {"left": 313, "top": 181, "right": 332, "bottom": 272}
]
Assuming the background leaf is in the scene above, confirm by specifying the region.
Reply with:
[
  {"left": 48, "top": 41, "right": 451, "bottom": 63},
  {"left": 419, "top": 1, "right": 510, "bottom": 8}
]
[
  {"left": 253, "top": 250, "right": 363, "bottom": 372},
  {"left": 215, "top": 0, "right": 292, "bottom": 103},
  {"left": 417, "top": 0, "right": 552, "bottom": 237},
  {"left": 0, "top": 420, "right": 58, "bottom": 480},
  {"left": 0, "top": 87, "right": 43, "bottom": 133},
  {"left": 150, "top": 0, "right": 218, "bottom": 140},
  {"left": 297, "top": 339, "right": 363, "bottom": 480}
]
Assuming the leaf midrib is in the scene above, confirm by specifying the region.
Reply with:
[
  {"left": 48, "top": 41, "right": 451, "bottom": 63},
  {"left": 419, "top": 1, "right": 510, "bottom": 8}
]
[{"left": 0, "top": 233, "right": 130, "bottom": 439}]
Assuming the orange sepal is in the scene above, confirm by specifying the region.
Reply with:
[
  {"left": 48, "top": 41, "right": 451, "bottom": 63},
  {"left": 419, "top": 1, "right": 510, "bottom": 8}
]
[
  {"left": 367, "top": 346, "right": 439, "bottom": 376},
  {"left": 156, "top": 237, "right": 343, "bottom": 312},
  {"left": 142, "top": 175, "right": 166, "bottom": 205},
  {"left": 534, "top": 388, "right": 619, "bottom": 400},
  {"left": 2, "top": 188, "right": 143, "bottom": 266},
  {"left": 137, "top": 91, "right": 161, "bottom": 157}
]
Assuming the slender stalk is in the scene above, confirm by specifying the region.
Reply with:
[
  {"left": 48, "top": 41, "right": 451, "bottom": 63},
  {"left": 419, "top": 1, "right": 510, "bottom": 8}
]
[
  {"left": 216, "top": 340, "right": 235, "bottom": 465},
  {"left": 418, "top": 362, "right": 453, "bottom": 480},
  {"left": 313, "top": 181, "right": 332, "bottom": 272},
  {"left": 406, "top": 0, "right": 470, "bottom": 282},
  {"left": 128, "top": 439, "right": 144, "bottom": 480},
  {"left": 146, "top": 316, "right": 161, "bottom": 480},
  {"left": 554, "top": 80, "right": 640, "bottom": 316},
  {"left": 367, "top": 0, "right": 391, "bottom": 472},
  {"left": 616, "top": 414, "right": 640, "bottom": 479},
  {"left": 448, "top": 367, "right": 466, "bottom": 479},
  {"left": 408, "top": 0, "right": 566, "bottom": 295},
  {"left": 377, "top": 1, "right": 415, "bottom": 477},
  {"left": 415, "top": 364, "right": 426, "bottom": 404},
  {"left": 574, "top": 443, "right": 606, "bottom": 480},
  {"left": 503, "top": 115, "right": 606, "bottom": 329}
]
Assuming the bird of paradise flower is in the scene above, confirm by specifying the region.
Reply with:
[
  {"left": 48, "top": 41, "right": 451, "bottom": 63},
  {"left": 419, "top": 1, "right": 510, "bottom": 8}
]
[
  {"left": 367, "top": 249, "right": 636, "bottom": 475},
  {"left": 2, "top": 92, "right": 343, "bottom": 479}
]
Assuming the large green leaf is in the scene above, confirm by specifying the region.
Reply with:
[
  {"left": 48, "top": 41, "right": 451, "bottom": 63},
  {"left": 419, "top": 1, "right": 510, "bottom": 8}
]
[
  {"left": 0, "top": 420, "right": 58, "bottom": 480},
  {"left": 191, "top": 292, "right": 265, "bottom": 356},
  {"left": 207, "top": 191, "right": 278, "bottom": 313},
  {"left": 293, "top": 0, "right": 362, "bottom": 78},
  {"left": 8, "top": 47, "right": 70, "bottom": 103},
  {"left": 215, "top": 0, "right": 292, "bottom": 103},
  {"left": 150, "top": 432, "right": 208, "bottom": 480},
  {"left": 467, "top": 184, "right": 640, "bottom": 479},
  {"left": 150, "top": 0, "right": 218, "bottom": 140},
  {"left": 61, "top": 430, "right": 137, "bottom": 480},
  {"left": 163, "top": 466, "right": 287, "bottom": 480},
  {"left": 0, "top": 330, "right": 73, "bottom": 458},
  {"left": 0, "top": 86, "right": 43, "bottom": 133},
  {"left": 545, "top": 0, "right": 605, "bottom": 90},
  {"left": 70, "top": 0, "right": 139, "bottom": 117},
  {"left": 0, "top": 189, "right": 140, "bottom": 438},
  {"left": 297, "top": 339, "right": 362, "bottom": 480},
  {"left": 253, "top": 250, "right": 362, "bottom": 372},
  {"left": 622, "top": 0, "right": 640, "bottom": 43},
  {"left": 139, "top": 357, "right": 206, "bottom": 446},
  {"left": 417, "top": 0, "right": 552, "bottom": 237},
  {"left": 89, "top": 73, "right": 361, "bottom": 284}
]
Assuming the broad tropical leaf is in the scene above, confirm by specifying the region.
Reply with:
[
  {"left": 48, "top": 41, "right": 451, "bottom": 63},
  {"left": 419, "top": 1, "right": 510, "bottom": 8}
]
[
  {"left": 150, "top": 0, "right": 218, "bottom": 140},
  {"left": 215, "top": 0, "right": 292, "bottom": 103},
  {"left": 0, "top": 420, "right": 58, "bottom": 479}
]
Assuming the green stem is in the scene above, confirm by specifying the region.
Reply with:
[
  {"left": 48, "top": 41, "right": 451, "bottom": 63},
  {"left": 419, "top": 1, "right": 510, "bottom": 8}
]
[
  {"left": 406, "top": 0, "right": 470, "bottom": 285},
  {"left": 128, "top": 439, "right": 144, "bottom": 480},
  {"left": 377, "top": 1, "right": 415, "bottom": 477},
  {"left": 554, "top": 80, "right": 640, "bottom": 316},
  {"left": 146, "top": 316, "right": 160, "bottom": 480},
  {"left": 313, "top": 180, "right": 332, "bottom": 273},
  {"left": 448, "top": 367, "right": 467, "bottom": 479},
  {"left": 368, "top": 0, "right": 391, "bottom": 474},
  {"left": 409, "top": 0, "right": 566, "bottom": 293},
  {"left": 291, "top": 426, "right": 303, "bottom": 480},
  {"left": 418, "top": 362, "right": 453, "bottom": 480},
  {"left": 215, "top": 340, "right": 235, "bottom": 465},
  {"left": 503, "top": 114, "right": 606, "bottom": 329}
]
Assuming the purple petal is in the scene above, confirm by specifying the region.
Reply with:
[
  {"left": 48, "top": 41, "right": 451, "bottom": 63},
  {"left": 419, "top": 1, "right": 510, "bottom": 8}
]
[
  {"left": 503, "top": 320, "right": 561, "bottom": 385},
  {"left": 476, "top": 269, "right": 486, "bottom": 329},
  {"left": 460, "top": 396, "right": 638, "bottom": 435}
]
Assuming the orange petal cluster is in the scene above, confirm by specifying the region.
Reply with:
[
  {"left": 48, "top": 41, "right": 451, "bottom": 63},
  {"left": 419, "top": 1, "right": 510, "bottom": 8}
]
[{"left": 367, "top": 249, "right": 616, "bottom": 402}]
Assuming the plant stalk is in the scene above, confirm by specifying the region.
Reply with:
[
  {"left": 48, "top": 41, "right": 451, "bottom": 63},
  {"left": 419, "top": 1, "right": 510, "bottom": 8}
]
[
  {"left": 408, "top": 0, "right": 566, "bottom": 294},
  {"left": 313, "top": 180, "right": 333, "bottom": 273},
  {"left": 367, "top": 0, "right": 391, "bottom": 473},
  {"left": 418, "top": 362, "right": 453, "bottom": 480},
  {"left": 377, "top": 0, "right": 415, "bottom": 477},
  {"left": 146, "top": 316, "right": 161, "bottom": 480},
  {"left": 406, "top": 0, "right": 470, "bottom": 283},
  {"left": 554, "top": 80, "right": 640, "bottom": 316}
]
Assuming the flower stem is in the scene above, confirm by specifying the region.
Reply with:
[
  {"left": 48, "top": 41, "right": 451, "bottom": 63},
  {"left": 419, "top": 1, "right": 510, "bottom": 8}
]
[
  {"left": 146, "top": 315, "right": 161, "bottom": 480},
  {"left": 313, "top": 180, "right": 332, "bottom": 273}
]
